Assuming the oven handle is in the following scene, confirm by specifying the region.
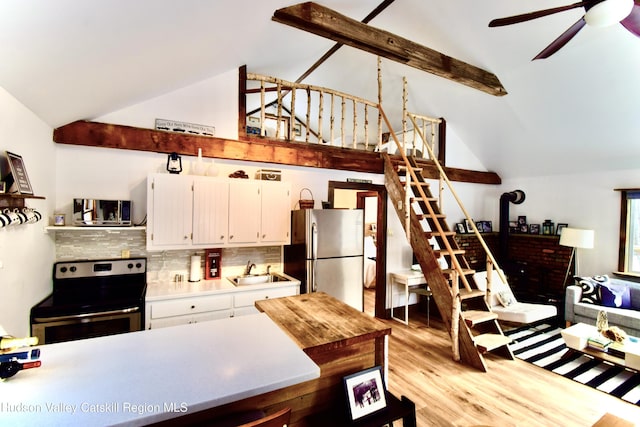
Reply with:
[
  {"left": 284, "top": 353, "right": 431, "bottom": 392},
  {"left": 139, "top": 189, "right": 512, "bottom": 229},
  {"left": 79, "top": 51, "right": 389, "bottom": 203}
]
[{"left": 33, "top": 307, "right": 140, "bottom": 323}]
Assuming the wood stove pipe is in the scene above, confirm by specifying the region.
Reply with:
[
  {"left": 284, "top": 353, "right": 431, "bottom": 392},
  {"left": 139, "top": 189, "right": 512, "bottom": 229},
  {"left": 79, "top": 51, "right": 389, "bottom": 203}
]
[{"left": 499, "top": 190, "right": 526, "bottom": 263}]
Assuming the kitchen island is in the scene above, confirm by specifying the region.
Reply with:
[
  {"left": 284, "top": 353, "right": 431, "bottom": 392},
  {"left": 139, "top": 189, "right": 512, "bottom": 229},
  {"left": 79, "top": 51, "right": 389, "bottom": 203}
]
[
  {"left": 0, "top": 313, "right": 319, "bottom": 426},
  {"left": 255, "top": 292, "right": 392, "bottom": 425}
]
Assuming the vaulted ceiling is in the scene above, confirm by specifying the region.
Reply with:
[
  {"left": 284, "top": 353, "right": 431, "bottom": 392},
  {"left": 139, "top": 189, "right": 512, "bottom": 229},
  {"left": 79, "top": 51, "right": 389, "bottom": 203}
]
[{"left": 1, "top": 0, "right": 638, "bottom": 179}]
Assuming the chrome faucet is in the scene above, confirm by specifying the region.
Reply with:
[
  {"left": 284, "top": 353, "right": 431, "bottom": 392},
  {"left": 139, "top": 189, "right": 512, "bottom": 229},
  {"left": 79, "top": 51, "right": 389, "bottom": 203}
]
[{"left": 245, "top": 261, "right": 256, "bottom": 275}]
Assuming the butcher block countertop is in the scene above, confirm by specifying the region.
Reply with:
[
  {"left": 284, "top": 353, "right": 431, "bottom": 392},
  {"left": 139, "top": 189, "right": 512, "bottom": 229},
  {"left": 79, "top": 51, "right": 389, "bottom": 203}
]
[{"left": 255, "top": 292, "right": 391, "bottom": 359}]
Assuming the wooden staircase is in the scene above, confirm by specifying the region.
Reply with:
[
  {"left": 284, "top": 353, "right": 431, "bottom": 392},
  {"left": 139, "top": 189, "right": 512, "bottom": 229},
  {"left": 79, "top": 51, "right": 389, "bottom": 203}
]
[{"left": 381, "top": 110, "right": 513, "bottom": 372}]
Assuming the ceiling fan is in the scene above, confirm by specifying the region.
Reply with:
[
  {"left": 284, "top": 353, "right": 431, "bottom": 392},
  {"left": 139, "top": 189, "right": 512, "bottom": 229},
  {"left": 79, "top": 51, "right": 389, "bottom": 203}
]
[{"left": 489, "top": 0, "right": 640, "bottom": 59}]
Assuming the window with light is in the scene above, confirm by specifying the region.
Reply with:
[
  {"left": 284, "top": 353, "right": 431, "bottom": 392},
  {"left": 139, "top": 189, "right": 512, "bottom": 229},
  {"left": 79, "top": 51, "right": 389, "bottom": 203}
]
[{"left": 618, "top": 189, "right": 640, "bottom": 274}]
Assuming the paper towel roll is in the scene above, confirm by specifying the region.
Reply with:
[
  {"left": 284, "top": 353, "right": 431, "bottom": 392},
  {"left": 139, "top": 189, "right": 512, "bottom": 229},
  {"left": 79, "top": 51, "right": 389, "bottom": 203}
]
[{"left": 189, "top": 255, "right": 201, "bottom": 282}]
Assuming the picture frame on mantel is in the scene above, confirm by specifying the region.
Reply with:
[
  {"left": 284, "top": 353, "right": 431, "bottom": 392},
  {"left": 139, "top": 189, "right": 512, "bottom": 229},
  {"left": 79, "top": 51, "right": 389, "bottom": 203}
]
[
  {"left": 4, "top": 151, "right": 33, "bottom": 194},
  {"left": 556, "top": 223, "right": 568, "bottom": 236}
]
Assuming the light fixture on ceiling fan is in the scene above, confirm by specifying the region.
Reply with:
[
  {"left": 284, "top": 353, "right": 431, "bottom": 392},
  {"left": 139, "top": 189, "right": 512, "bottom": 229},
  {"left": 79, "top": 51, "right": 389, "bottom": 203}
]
[{"left": 489, "top": 0, "right": 640, "bottom": 60}]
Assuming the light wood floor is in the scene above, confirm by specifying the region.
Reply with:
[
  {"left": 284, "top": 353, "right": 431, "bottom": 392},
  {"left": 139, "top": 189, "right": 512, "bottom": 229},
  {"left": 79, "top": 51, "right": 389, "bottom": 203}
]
[{"left": 363, "top": 288, "right": 640, "bottom": 426}]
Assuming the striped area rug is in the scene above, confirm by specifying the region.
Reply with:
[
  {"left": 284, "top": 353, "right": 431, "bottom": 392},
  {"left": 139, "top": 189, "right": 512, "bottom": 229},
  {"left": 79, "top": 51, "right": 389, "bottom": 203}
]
[{"left": 504, "top": 324, "right": 640, "bottom": 406}]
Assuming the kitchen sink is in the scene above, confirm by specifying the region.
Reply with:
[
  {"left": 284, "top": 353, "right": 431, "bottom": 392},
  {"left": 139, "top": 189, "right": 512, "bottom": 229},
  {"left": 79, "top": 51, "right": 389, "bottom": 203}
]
[{"left": 228, "top": 272, "right": 292, "bottom": 286}]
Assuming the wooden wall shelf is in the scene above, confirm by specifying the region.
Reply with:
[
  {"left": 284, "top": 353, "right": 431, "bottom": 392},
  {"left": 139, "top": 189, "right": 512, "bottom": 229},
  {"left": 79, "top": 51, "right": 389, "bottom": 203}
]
[
  {"left": 45, "top": 226, "right": 146, "bottom": 232},
  {"left": 0, "top": 194, "right": 45, "bottom": 209}
]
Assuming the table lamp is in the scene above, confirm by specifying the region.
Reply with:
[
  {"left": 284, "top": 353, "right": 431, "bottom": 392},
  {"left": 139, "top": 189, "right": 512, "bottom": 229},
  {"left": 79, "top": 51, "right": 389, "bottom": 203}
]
[{"left": 560, "top": 227, "right": 595, "bottom": 286}]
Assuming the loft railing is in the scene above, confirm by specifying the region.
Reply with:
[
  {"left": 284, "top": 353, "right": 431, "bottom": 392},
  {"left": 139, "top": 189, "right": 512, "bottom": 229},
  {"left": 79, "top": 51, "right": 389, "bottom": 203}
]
[
  {"left": 245, "top": 72, "right": 382, "bottom": 152},
  {"left": 242, "top": 69, "right": 442, "bottom": 161}
]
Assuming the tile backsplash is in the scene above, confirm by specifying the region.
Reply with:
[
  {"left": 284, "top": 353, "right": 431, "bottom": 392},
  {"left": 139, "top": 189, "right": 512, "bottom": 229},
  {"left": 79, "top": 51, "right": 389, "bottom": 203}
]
[{"left": 52, "top": 229, "right": 283, "bottom": 283}]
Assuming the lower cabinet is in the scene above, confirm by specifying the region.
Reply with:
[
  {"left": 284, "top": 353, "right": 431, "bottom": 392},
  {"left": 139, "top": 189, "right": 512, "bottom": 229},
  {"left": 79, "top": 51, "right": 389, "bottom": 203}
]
[
  {"left": 233, "top": 287, "right": 300, "bottom": 316},
  {"left": 145, "top": 285, "right": 299, "bottom": 330}
]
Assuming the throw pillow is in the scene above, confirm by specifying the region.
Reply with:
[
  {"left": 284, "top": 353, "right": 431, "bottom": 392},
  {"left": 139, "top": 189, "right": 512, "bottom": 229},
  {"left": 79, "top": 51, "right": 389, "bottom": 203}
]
[
  {"left": 575, "top": 276, "right": 602, "bottom": 305},
  {"left": 600, "top": 283, "right": 632, "bottom": 309},
  {"left": 497, "top": 290, "right": 515, "bottom": 307}
]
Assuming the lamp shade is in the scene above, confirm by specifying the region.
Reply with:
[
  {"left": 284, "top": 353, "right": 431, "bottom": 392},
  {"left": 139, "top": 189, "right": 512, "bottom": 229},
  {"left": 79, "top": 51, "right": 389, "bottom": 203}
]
[
  {"left": 585, "top": 0, "right": 634, "bottom": 27},
  {"left": 559, "top": 227, "right": 595, "bottom": 249}
]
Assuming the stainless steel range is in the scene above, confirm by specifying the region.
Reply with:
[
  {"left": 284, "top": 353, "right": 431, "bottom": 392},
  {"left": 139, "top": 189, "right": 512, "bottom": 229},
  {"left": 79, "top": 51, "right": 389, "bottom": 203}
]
[{"left": 30, "top": 258, "right": 147, "bottom": 344}]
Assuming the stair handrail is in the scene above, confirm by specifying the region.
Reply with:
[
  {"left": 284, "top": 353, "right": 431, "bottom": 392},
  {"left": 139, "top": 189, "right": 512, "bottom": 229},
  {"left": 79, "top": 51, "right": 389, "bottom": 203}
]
[
  {"left": 406, "top": 112, "right": 508, "bottom": 285},
  {"left": 380, "top": 106, "right": 473, "bottom": 292}
]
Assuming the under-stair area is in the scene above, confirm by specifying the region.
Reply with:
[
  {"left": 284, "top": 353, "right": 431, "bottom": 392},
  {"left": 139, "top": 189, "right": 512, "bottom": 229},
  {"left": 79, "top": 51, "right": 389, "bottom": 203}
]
[{"left": 381, "top": 110, "right": 513, "bottom": 372}]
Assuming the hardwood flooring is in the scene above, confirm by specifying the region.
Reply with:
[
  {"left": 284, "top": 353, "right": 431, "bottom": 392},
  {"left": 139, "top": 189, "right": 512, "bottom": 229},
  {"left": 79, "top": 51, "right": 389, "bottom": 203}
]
[{"left": 363, "top": 288, "right": 640, "bottom": 426}]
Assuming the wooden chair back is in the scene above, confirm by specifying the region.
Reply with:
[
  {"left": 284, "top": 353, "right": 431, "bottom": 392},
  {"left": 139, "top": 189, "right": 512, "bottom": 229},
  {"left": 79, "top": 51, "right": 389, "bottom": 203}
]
[{"left": 237, "top": 407, "right": 291, "bottom": 427}]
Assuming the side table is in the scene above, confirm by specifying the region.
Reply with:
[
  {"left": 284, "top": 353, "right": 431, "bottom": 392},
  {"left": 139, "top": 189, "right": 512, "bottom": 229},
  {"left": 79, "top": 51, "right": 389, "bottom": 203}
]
[{"left": 389, "top": 269, "right": 430, "bottom": 325}]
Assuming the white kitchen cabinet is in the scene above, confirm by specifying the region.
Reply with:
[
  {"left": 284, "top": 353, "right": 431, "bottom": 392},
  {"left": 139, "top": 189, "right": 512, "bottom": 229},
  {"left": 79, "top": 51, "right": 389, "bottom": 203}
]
[
  {"left": 192, "top": 177, "right": 229, "bottom": 246},
  {"left": 145, "top": 284, "right": 299, "bottom": 329},
  {"left": 228, "top": 180, "right": 261, "bottom": 245},
  {"left": 146, "top": 294, "right": 233, "bottom": 329},
  {"left": 260, "top": 181, "right": 291, "bottom": 244},
  {"left": 233, "top": 286, "right": 298, "bottom": 316},
  {"left": 147, "top": 174, "right": 291, "bottom": 250},
  {"left": 147, "top": 174, "right": 193, "bottom": 249}
]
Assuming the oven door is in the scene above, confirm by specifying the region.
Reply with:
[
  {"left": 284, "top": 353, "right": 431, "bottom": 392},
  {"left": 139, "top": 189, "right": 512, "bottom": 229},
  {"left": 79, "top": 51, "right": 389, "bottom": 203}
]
[{"left": 31, "top": 307, "right": 141, "bottom": 344}]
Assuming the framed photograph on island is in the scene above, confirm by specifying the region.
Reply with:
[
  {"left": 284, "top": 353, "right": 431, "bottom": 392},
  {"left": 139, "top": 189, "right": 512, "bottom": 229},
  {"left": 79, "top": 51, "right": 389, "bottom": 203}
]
[{"left": 343, "top": 366, "right": 387, "bottom": 421}]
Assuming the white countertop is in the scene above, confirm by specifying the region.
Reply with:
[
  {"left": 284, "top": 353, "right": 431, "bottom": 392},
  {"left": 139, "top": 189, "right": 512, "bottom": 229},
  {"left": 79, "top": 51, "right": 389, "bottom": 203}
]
[
  {"left": 145, "top": 274, "right": 301, "bottom": 301},
  {"left": 0, "top": 313, "right": 320, "bottom": 426}
]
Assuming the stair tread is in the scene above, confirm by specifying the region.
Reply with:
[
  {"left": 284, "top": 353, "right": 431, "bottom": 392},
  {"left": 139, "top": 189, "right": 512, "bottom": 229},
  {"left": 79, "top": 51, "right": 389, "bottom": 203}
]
[
  {"left": 474, "top": 333, "right": 512, "bottom": 353},
  {"left": 442, "top": 268, "right": 475, "bottom": 276},
  {"left": 429, "top": 230, "right": 456, "bottom": 236},
  {"left": 434, "top": 249, "right": 465, "bottom": 257},
  {"left": 458, "top": 289, "right": 485, "bottom": 300},
  {"left": 462, "top": 310, "right": 498, "bottom": 327}
]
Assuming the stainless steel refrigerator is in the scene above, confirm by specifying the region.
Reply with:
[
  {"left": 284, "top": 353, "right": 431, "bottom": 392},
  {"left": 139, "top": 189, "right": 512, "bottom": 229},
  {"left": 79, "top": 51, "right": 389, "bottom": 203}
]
[{"left": 284, "top": 209, "right": 364, "bottom": 311}]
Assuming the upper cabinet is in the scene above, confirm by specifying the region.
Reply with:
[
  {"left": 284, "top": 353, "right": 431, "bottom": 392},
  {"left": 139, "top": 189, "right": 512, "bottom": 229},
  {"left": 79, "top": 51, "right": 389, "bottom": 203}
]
[
  {"left": 147, "top": 174, "right": 290, "bottom": 251},
  {"left": 148, "top": 174, "right": 193, "bottom": 248},
  {"left": 260, "top": 182, "right": 292, "bottom": 244},
  {"left": 228, "top": 180, "right": 261, "bottom": 245},
  {"left": 193, "top": 177, "right": 229, "bottom": 246}
]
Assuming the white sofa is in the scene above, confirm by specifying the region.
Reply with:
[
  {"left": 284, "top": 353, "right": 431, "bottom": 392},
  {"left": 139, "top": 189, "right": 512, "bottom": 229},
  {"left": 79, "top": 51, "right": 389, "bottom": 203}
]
[
  {"left": 474, "top": 271, "right": 557, "bottom": 324},
  {"left": 565, "top": 275, "right": 640, "bottom": 337}
]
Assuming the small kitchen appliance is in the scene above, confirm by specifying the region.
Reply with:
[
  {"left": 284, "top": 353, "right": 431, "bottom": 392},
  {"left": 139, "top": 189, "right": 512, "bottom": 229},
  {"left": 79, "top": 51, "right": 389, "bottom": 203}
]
[
  {"left": 72, "top": 198, "right": 132, "bottom": 226},
  {"left": 30, "top": 258, "right": 147, "bottom": 344}
]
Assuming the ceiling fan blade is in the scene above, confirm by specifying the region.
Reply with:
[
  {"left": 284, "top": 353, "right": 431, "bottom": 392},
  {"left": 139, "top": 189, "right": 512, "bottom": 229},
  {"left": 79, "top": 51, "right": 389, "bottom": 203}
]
[
  {"left": 533, "top": 17, "right": 587, "bottom": 60},
  {"left": 489, "top": 2, "right": 587, "bottom": 27},
  {"left": 621, "top": 2, "right": 640, "bottom": 37}
]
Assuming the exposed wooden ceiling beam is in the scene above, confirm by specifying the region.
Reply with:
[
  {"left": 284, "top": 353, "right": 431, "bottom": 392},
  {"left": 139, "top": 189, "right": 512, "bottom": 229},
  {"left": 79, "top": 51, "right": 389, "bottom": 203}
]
[
  {"left": 52, "top": 120, "right": 501, "bottom": 184},
  {"left": 272, "top": 2, "right": 507, "bottom": 97}
]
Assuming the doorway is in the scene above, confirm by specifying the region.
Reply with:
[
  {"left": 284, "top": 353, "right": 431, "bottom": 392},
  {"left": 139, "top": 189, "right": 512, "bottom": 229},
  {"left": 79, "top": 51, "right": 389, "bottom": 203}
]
[{"left": 328, "top": 181, "right": 387, "bottom": 319}]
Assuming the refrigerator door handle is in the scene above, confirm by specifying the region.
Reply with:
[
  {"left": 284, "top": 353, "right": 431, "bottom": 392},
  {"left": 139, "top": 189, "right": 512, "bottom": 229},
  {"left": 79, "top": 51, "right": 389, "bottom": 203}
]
[
  {"left": 311, "top": 222, "right": 318, "bottom": 261},
  {"left": 311, "top": 222, "right": 318, "bottom": 292},
  {"left": 312, "top": 259, "right": 317, "bottom": 292}
]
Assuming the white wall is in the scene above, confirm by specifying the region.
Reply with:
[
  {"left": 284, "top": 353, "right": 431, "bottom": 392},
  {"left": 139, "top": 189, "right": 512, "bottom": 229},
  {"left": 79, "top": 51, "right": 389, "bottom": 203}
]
[
  {"left": 502, "top": 170, "right": 640, "bottom": 277},
  {"left": 0, "top": 87, "right": 56, "bottom": 336}
]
